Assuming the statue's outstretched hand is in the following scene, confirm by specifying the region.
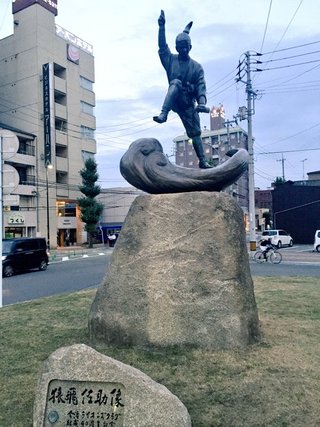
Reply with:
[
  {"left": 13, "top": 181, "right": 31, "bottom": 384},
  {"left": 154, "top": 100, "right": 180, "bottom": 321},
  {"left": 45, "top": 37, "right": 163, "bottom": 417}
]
[{"left": 158, "top": 10, "right": 165, "bottom": 26}]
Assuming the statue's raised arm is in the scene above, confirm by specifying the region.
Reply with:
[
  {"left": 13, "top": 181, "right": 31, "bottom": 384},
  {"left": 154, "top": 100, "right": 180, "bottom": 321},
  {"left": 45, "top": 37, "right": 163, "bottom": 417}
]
[
  {"left": 158, "top": 10, "right": 166, "bottom": 50},
  {"left": 158, "top": 9, "right": 165, "bottom": 26}
]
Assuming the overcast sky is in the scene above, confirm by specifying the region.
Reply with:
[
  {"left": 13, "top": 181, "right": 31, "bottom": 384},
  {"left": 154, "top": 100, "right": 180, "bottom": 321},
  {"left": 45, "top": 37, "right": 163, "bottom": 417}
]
[{"left": 1, "top": 0, "right": 319, "bottom": 189}]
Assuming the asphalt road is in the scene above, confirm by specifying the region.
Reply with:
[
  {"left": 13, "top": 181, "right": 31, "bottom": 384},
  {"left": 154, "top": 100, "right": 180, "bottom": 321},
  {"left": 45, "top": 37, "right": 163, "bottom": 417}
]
[
  {"left": 2, "top": 253, "right": 110, "bottom": 306},
  {"left": 250, "top": 259, "right": 320, "bottom": 277},
  {"left": 2, "top": 246, "right": 319, "bottom": 306},
  {"left": 249, "top": 244, "right": 320, "bottom": 276}
]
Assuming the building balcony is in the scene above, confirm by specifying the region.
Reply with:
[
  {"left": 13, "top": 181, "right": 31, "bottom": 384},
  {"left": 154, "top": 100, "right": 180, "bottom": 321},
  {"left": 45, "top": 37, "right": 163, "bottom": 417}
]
[
  {"left": 55, "top": 102, "right": 67, "bottom": 120},
  {"left": 55, "top": 130, "right": 68, "bottom": 146},
  {"left": 54, "top": 75, "right": 66, "bottom": 94},
  {"left": 12, "top": 184, "right": 37, "bottom": 196},
  {"left": 56, "top": 156, "right": 68, "bottom": 172},
  {"left": 5, "top": 152, "right": 36, "bottom": 167},
  {"left": 80, "top": 88, "right": 95, "bottom": 106},
  {"left": 81, "top": 138, "right": 96, "bottom": 154}
]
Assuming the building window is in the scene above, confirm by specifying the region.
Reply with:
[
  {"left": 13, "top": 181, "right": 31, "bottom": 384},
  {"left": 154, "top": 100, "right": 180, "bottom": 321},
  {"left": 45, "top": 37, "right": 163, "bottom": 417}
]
[
  {"left": 55, "top": 118, "right": 67, "bottom": 132},
  {"left": 56, "top": 171, "right": 68, "bottom": 184},
  {"left": 81, "top": 126, "right": 95, "bottom": 139},
  {"left": 57, "top": 201, "right": 76, "bottom": 217},
  {"left": 15, "top": 165, "right": 35, "bottom": 185},
  {"left": 54, "top": 91, "right": 66, "bottom": 106},
  {"left": 18, "top": 137, "right": 35, "bottom": 156},
  {"left": 82, "top": 151, "right": 94, "bottom": 162},
  {"left": 54, "top": 63, "right": 66, "bottom": 79},
  {"left": 56, "top": 145, "right": 68, "bottom": 158},
  {"left": 81, "top": 101, "right": 94, "bottom": 115},
  {"left": 80, "top": 76, "right": 93, "bottom": 91}
]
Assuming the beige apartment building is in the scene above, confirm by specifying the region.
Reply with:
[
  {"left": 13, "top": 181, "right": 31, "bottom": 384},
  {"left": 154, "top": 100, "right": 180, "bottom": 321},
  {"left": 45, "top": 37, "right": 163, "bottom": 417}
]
[{"left": 0, "top": 0, "right": 96, "bottom": 247}]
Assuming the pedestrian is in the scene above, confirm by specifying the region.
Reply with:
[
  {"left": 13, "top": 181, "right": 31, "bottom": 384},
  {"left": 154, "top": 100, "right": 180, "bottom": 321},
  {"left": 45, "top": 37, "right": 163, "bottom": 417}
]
[{"left": 108, "top": 233, "right": 116, "bottom": 248}]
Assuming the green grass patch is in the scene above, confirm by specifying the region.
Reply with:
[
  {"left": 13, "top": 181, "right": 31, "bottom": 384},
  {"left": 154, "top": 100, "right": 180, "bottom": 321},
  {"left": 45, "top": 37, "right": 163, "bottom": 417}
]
[{"left": 1, "top": 276, "right": 320, "bottom": 426}]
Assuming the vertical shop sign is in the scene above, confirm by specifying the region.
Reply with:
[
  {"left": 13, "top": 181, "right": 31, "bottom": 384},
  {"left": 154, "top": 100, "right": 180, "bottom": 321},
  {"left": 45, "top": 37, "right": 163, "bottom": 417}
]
[{"left": 42, "top": 63, "right": 54, "bottom": 165}]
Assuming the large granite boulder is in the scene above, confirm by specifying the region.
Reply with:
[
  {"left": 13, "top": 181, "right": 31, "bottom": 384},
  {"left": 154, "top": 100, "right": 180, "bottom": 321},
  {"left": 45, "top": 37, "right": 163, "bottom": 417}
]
[
  {"left": 89, "top": 191, "right": 260, "bottom": 349},
  {"left": 33, "top": 344, "right": 191, "bottom": 427}
]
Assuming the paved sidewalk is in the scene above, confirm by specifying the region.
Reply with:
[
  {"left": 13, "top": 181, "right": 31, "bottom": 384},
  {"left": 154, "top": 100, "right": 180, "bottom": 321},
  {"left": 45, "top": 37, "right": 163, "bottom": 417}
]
[{"left": 48, "top": 244, "right": 113, "bottom": 263}]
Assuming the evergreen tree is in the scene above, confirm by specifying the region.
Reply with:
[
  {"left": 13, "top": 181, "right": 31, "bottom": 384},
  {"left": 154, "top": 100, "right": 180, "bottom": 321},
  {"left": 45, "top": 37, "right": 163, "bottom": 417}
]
[
  {"left": 273, "top": 176, "right": 286, "bottom": 187},
  {"left": 78, "top": 158, "right": 103, "bottom": 248}
]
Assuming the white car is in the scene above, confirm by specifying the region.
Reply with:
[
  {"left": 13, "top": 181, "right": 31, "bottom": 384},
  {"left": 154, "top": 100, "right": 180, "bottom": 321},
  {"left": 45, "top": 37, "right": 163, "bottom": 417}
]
[
  {"left": 314, "top": 230, "right": 320, "bottom": 253},
  {"left": 261, "top": 229, "right": 293, "bottom": 248}
]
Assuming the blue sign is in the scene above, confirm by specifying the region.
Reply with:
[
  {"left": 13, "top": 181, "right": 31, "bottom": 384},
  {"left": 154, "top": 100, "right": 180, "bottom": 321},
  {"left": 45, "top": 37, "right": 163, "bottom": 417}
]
[{"left": 42, "top": 63, "right": 52, "bottom": 165}]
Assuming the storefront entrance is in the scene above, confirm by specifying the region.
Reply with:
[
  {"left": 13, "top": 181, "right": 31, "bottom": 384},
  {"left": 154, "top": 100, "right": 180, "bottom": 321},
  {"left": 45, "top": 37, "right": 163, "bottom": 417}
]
[{"left": 57, "top": 228, "right": 77, "bottom": 247}]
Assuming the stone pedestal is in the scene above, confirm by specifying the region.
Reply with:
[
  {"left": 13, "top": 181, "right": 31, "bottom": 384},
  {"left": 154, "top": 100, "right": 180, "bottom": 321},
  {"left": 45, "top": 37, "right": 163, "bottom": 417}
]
[{"left": 89, "top": 192, "right": 260, "bottom": 349}]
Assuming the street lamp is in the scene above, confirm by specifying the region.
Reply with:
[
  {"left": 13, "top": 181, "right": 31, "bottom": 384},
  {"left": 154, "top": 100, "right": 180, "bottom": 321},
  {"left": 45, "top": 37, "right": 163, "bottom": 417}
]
[{"left": 45, "top": 162, "right": 53, "bottom": 249}]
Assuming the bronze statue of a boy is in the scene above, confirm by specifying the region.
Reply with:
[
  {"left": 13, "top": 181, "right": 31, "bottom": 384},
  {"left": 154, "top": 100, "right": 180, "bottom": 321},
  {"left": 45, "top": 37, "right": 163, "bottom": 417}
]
[{"left": 153, "top": 10, "right": 211, "bottom": 169}]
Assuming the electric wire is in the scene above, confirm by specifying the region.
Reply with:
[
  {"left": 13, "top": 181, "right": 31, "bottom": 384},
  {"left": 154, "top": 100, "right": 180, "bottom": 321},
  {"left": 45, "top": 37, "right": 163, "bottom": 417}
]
[
  {"left": 259, "top": 49, "right": 320, "bottom": 63},
  {"left": 253, "top": 0, "right": 305, "bottom": 83},
  {"left": 269, "top": 0, "right": 304, "bottom": 54},
  {"left": 259, "top": 0, "right": 273, "bottom": 53},
  {"left": 261, "top": 40, "right": 320, "bottom": 56},
  {"left": 257, "top": 58, "right": 320, "bottom": 71}
]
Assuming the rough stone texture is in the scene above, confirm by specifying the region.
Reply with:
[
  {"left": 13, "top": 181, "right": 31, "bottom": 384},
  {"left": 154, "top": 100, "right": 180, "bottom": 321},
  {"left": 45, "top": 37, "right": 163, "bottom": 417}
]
[
  {"left": 89, "top": 191, "right": 261, "bottom": 349},
  {"left": 33, "top": 344, "right": 191, "bottom": 427}
]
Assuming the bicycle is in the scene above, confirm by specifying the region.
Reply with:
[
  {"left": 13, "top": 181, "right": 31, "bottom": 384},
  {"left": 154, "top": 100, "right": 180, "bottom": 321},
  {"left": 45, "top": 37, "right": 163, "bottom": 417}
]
[{"left": 253, "top": 248, "right": 282, "bottom": 264}]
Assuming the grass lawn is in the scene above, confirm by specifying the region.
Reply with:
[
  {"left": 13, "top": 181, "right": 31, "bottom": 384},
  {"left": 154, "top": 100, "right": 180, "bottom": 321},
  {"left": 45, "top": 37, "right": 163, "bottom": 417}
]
[{"left": 1, "top": 276, "right": 320, "bottom": 426}]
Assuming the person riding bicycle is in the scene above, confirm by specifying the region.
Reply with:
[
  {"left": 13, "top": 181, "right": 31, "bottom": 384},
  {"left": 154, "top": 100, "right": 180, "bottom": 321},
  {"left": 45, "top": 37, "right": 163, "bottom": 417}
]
[{"left": 259, "top": 238, "right": 274, "bottom": 260}]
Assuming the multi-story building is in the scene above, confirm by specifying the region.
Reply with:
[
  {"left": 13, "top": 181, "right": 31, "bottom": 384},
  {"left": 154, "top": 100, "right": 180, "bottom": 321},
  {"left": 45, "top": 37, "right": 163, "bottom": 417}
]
[
  {"left": 174, "top": 105, "right": 249, "bottom": 219},
  {"left": 0, "top": 0, "right": 96, "bottom": 247},
  {"left": 272, "top": 177, "right": 320, "bottom": 243},
  {"left": 96, "top": 187, "right": 144, "bottom": 243}
]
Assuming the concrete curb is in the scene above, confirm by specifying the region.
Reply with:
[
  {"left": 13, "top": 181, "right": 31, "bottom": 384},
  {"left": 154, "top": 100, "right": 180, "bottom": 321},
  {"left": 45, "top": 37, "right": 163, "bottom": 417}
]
[{"left": 48, "top": 247, "right": 113, "bottom": 263}]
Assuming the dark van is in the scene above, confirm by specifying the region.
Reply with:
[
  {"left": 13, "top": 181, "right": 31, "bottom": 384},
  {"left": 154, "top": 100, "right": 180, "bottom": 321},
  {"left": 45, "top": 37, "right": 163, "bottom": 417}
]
[{"left": 2, "top": 238, "right": 49, "bottom": 277}]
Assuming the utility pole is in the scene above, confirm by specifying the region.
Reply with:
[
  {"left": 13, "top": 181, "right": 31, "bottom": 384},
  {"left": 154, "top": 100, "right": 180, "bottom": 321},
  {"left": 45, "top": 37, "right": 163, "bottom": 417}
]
[
  {"left": 245, "top": 51, "right": 257, "bottom": 251},
  {"left": 236, "top": 51, "right": 260, "bottom": 249},
  {"left": 277, "top": 154, "right": 286, "bottom": 180}
]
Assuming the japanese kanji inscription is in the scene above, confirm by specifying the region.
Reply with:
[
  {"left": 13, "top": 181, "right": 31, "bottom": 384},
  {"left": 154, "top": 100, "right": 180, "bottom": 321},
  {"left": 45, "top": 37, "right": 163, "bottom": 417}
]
[{"left": 44, "top": 380, "right": 125, "bottom": 427}]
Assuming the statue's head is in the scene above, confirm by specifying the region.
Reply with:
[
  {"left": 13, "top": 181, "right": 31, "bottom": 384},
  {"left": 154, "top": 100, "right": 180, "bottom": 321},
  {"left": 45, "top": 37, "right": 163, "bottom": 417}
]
[{"left": 175, "top": 21, "right": 192, "bottom": 56}]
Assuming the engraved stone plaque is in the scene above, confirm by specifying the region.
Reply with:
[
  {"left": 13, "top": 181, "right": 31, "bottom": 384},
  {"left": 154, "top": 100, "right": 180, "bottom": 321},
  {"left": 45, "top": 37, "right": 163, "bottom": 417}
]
[{"left": 44, "top": 379, "right": 125, "bottom": 426}]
